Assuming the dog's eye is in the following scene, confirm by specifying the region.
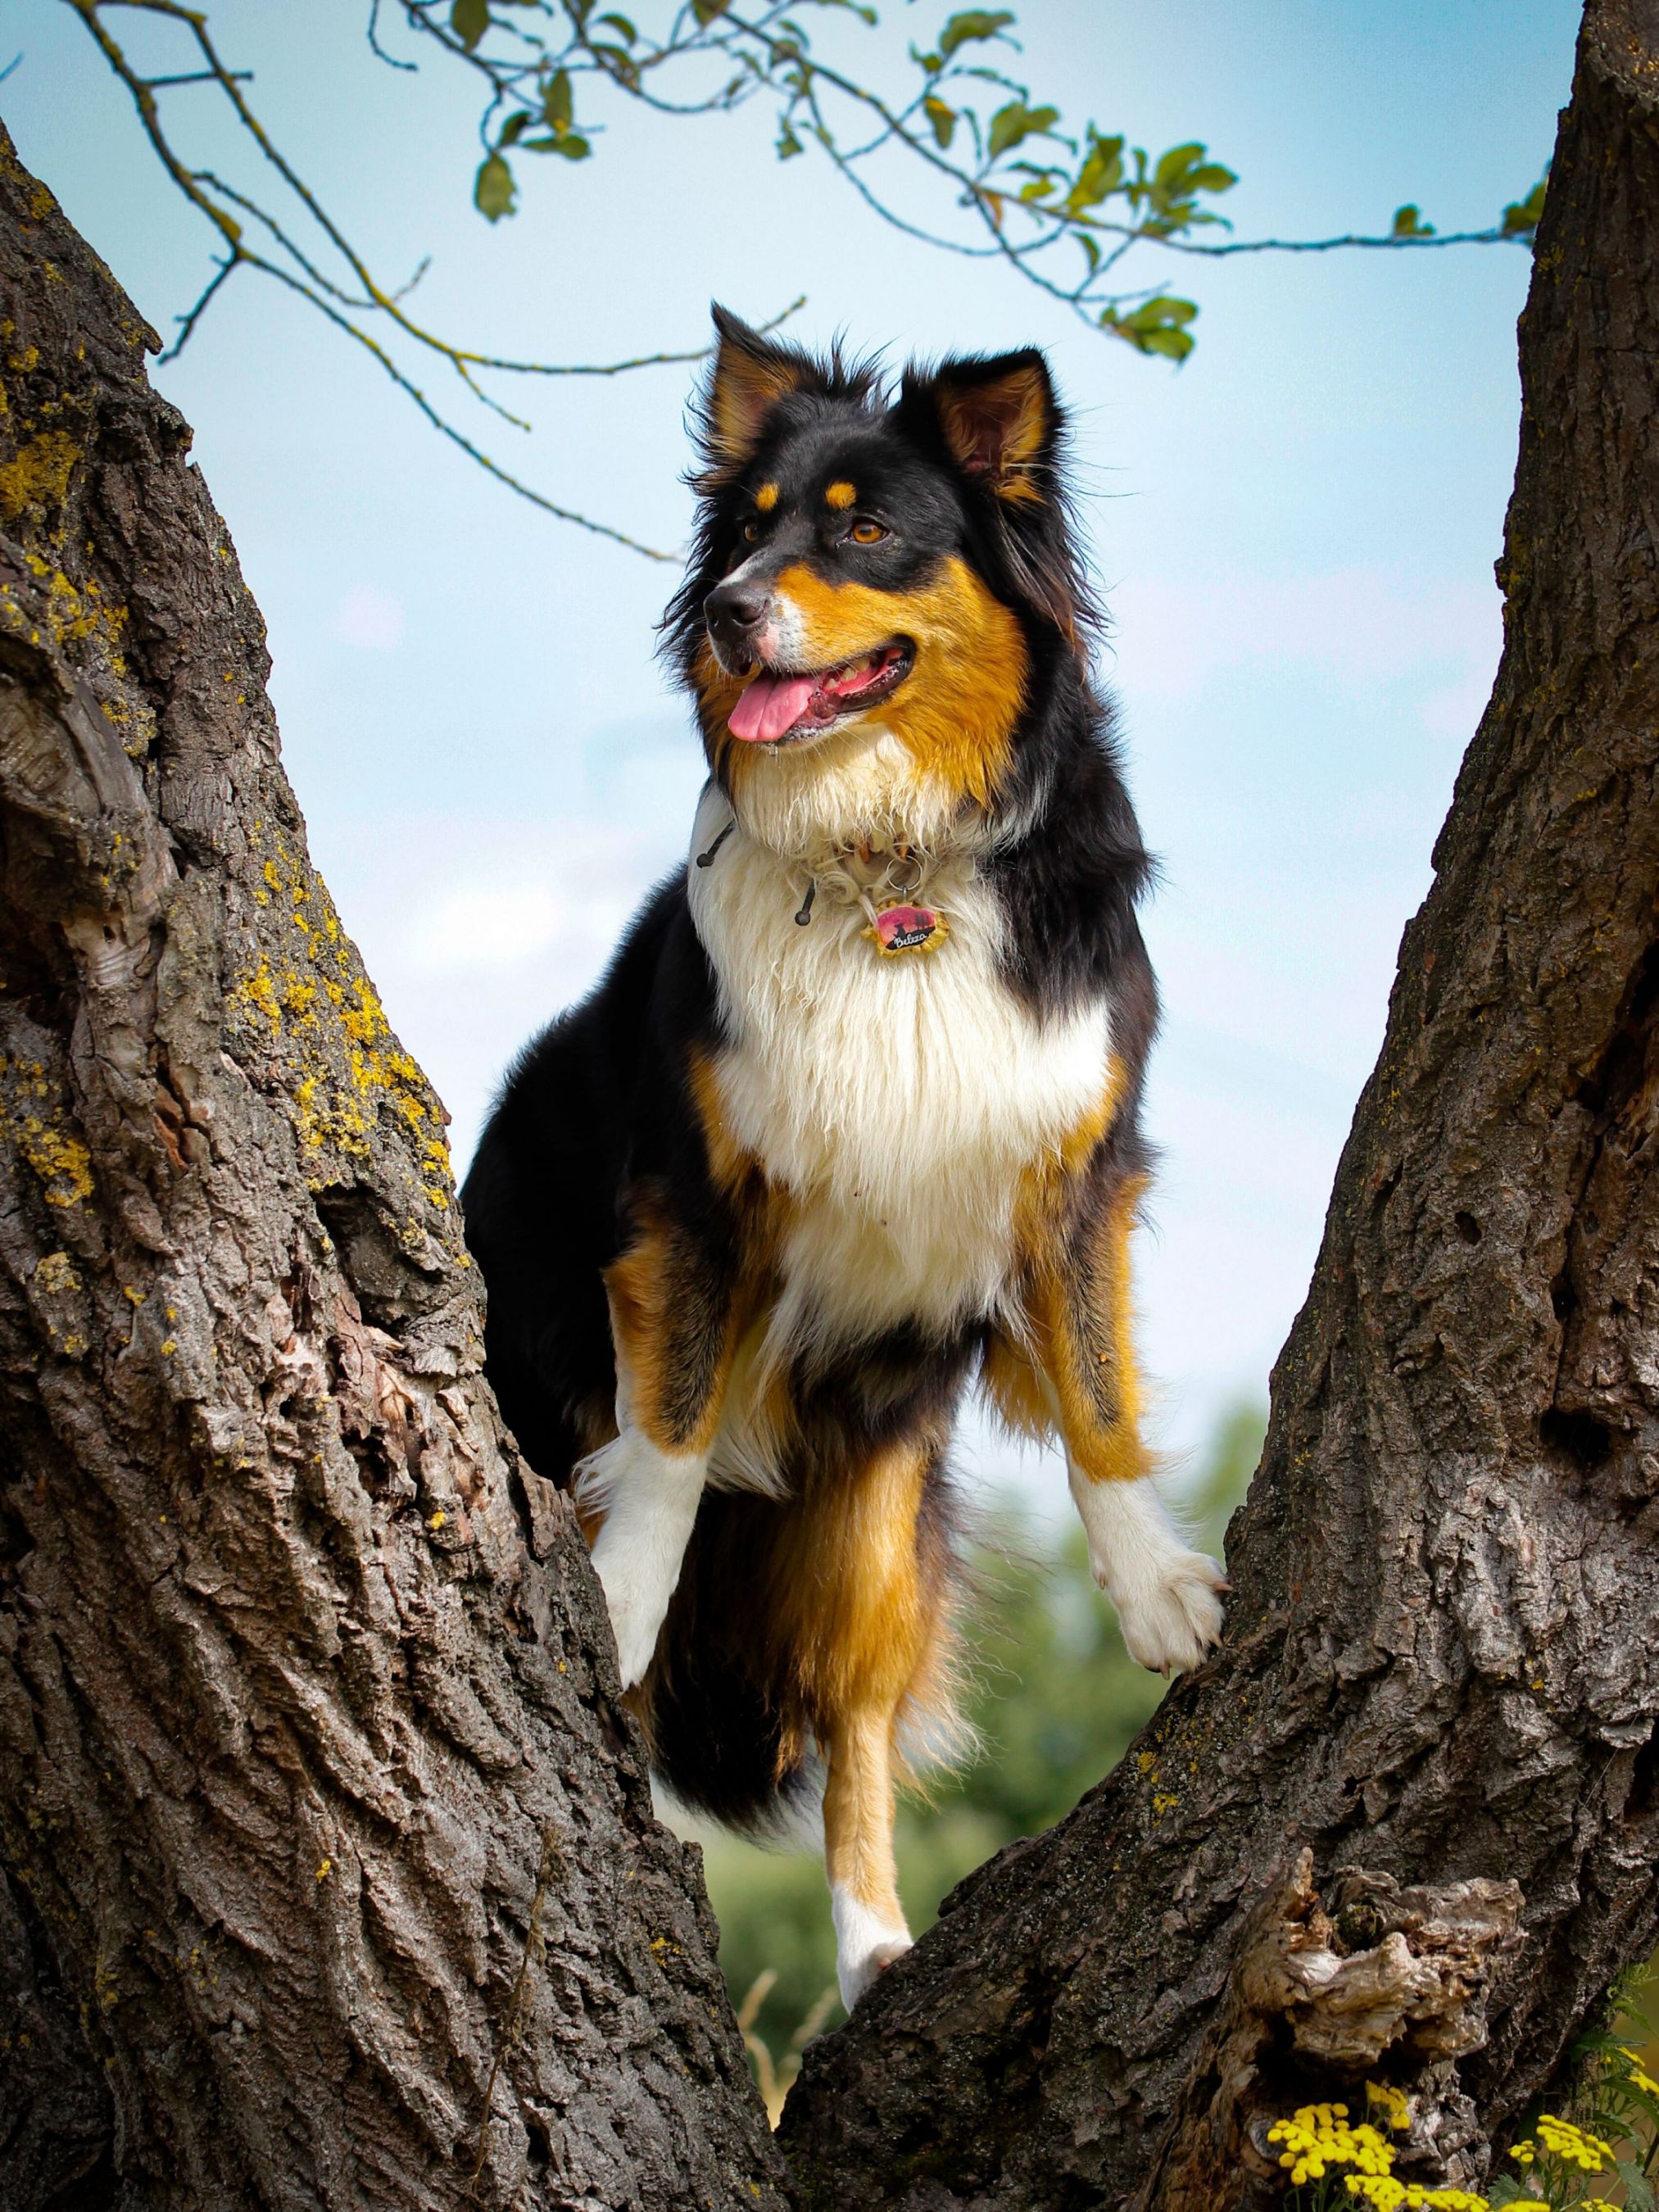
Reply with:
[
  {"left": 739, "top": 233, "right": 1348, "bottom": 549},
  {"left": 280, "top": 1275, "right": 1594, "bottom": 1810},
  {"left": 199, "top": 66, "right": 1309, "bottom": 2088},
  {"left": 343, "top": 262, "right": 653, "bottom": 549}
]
[
  {"left": 848, "top": 519, "right": 888, "bottom": 546},
  {"left": 741, "top": 519, "right": 760, "bottom": 544}
]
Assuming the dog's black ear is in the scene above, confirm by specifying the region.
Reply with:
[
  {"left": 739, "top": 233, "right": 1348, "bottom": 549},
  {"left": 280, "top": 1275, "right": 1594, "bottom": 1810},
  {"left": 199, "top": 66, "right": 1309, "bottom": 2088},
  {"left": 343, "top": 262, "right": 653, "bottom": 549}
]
[
  {"left": 899, "top": 348, "right": 1058, "bottom": 505},
  {"left": 898, "top": 347, "right": 1092, "bottom": 656},
  {"left": 696, "top": 305, "right": 823, "bottom": 476}
]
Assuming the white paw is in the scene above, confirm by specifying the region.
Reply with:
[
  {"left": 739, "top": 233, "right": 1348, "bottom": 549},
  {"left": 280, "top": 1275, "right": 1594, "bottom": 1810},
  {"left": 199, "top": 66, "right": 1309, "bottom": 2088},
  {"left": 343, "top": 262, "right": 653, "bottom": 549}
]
[
  {"left": 576, "top": 1430, "right": 706, "bottom": 1691},
  {"left": 589, "top": 1552, "right": 669, "bottom": 1689},
  {"left": 1069, "top": 1470, "right": 1226, "bottom": 1676},
  {"left": 1109, "top": 1547, "right": 1226, "bottom": 1675},
  {"left": 832, "top": 1888, "right": 913, "bottom": 2010}
]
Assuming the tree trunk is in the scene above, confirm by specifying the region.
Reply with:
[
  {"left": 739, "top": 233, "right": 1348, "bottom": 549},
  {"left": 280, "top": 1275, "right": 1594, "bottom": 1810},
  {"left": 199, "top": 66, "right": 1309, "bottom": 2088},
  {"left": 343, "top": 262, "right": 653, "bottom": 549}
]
[
  {"left": 780, "top": 2, "right": 1659, "bottom": 2203},
  {"left": 8, "top": 0, "right": 1659, "bottom": 2200},
  {"left": 0, "top": 125, "right": 787, "bottom": 2212}
]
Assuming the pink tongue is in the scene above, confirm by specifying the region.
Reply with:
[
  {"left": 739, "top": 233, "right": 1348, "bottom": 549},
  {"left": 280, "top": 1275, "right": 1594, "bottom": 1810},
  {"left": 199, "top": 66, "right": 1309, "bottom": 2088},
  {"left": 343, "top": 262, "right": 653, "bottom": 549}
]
[{"left": 728, "top": 672, "right": 817, "bottom": 743}]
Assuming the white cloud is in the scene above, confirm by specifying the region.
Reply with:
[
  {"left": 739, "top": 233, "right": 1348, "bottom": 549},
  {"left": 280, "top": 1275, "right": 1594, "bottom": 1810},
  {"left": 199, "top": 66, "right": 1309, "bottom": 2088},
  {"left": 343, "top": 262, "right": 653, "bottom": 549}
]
[{"left": 330, "top": 584, "right": 406, "bottom": 651}]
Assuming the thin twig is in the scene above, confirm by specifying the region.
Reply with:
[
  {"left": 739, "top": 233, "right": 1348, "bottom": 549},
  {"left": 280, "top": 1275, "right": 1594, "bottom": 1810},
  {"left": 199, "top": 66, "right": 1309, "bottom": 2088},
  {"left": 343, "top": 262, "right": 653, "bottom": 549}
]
[
  {"left": 60, "top": 0, "right": 766, "bottom": 554},
  {"left": 367, "top": 0, "right": 417, "bottom": 71},
  {"left": 159, "top": 252, "right": 238, "bottom": 361}
]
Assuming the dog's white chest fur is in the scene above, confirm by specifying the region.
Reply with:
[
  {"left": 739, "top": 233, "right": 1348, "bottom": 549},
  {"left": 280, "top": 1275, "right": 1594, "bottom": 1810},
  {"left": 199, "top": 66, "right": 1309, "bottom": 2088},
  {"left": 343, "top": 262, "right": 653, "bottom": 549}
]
[{"left": 686, "top": 786, "right": 1112, "bottom": 1351}]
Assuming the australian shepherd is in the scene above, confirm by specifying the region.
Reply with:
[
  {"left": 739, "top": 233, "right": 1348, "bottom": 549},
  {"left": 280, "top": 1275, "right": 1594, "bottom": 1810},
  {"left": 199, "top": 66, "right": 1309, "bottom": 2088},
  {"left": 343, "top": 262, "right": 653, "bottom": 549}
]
[{"left": 461, "top": 308, "right": 1226, "bottom": 2009}]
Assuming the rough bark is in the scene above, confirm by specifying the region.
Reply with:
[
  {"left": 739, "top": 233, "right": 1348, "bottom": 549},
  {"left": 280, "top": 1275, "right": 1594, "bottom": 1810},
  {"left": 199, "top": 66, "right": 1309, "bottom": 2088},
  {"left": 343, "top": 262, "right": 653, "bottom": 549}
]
[
  {"left": 0, "top": 127, "right": 786, "bottom": 2212},
  {"left": 781, "top": 2, "right": 1659, "bottom": 2203}
]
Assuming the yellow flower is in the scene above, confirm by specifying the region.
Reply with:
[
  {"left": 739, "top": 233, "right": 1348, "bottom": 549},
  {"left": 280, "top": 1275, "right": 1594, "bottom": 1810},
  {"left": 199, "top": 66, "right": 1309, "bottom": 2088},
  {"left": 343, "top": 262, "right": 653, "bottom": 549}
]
[
  {"left": 1366, "top": 2081, "right": 1412, "bottom": 2133},
  {"left": 1507, "top": 2140, "right": 1536, "bottom": 2166},
  {"left": 1533, "top": 2113, "right": 1613, "bottom": 2172},
  {"left": 1344, "top": 2178, "right": 1406, "bottom": 2210},
  {"left": 1347, "top": 2183, "right": 1495, "bottom": 2211},
  {"left": 1268, "top": 2103, "right": 1399, "bottom": 2188},
  {"left": 1620, "top": 2044, "right": 1659, "bottom": 2096}
]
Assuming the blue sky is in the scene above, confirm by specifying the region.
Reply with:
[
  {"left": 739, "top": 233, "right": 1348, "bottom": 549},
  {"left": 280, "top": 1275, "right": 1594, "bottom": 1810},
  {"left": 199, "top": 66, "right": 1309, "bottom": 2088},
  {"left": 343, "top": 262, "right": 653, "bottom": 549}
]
[{"left": 2, "top": 0, "right": 1580, "bottom": 1507}]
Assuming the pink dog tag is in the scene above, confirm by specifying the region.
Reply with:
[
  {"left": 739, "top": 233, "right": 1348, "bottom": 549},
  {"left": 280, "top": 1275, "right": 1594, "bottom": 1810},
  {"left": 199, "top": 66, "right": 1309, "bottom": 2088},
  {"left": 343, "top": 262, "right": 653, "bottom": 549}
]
[{"left": 867, "top": 903, "right": 947, "bottom": 956}]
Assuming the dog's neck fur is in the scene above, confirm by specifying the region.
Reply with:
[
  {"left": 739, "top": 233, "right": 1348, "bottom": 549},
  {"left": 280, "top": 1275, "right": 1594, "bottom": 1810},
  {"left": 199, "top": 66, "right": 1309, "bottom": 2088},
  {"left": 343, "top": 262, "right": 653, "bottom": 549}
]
[{"left": 719, "top": 719, "right": 995, "bottom": 865}]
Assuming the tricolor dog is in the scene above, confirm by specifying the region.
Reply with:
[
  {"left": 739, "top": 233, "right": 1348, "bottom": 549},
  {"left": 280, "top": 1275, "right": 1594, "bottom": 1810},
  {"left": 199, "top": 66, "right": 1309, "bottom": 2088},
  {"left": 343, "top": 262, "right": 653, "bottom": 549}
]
[{"left": 462, "top": 309, "right": 1226, "bottom": 2009}]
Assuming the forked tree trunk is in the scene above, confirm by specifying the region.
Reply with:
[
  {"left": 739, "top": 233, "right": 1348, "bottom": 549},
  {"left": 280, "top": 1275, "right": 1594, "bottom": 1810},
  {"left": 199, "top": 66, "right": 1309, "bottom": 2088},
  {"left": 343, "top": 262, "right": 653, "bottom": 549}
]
[
  {"left": 0, "top": 125, "right": 786, "bottom": 2212},
  {"left": 4, "top": 0, "right": 1658, "bottom": 2204},
  {"left": 780, "top": 2, "right": 1659, "bottom": 2203}
]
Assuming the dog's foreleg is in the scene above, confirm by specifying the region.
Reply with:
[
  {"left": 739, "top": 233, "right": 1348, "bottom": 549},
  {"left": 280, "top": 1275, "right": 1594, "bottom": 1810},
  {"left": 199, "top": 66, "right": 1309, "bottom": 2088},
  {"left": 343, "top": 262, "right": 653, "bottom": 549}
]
[
  {"left": 1033, "top": 1178, "right": 1226, "bottom": 1675},
  {"left": 575, "top": 1201, "right": 741, "bottom": 1688},
  {"left": 576, "top": 1428, "right": 709, "bottom": 1688}
]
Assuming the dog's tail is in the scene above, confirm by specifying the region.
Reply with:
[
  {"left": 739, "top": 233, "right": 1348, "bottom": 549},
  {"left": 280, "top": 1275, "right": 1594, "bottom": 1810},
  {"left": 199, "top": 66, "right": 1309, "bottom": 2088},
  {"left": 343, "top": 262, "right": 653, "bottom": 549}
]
[
  {"left": 638, "top": 1489, "right": 818, "bottom": 1835},
  {"left": 636, "top": 1462, "right": 972, "bottom": 1836}
]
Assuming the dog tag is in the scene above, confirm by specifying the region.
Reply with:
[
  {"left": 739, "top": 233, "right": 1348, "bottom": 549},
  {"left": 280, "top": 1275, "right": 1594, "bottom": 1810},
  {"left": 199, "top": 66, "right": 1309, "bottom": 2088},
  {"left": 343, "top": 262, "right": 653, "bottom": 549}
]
[{"left": 866, "top": 902, "right": 947, "bottom": 957}]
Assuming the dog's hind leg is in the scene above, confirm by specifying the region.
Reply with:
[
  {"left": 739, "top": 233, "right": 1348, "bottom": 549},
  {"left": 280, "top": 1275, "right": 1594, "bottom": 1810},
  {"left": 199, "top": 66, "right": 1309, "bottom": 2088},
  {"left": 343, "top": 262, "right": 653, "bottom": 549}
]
[
  {"left": 774, "top": 1428, "right": 957, "bottom": 2009},
  {"left": 577, "top": 1195, "right": 744, "bottom": 1688},
  {"left": 824, "top": 1706, "right": 911, "bottom": 2010}
]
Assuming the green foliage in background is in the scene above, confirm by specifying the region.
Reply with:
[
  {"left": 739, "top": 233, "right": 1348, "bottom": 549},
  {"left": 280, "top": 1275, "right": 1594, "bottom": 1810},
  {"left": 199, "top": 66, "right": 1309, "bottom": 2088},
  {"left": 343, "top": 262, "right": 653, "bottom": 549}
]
[{"left": 687, "top": 1400, "right": 1266, "bottom": 2059}]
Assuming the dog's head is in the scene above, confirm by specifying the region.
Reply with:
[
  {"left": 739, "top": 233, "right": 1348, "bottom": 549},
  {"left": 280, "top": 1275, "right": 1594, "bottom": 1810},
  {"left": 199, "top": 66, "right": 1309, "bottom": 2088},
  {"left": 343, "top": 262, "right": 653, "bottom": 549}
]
[{"left": 664, "top": 308, "right": 1095, "bottom": 830}]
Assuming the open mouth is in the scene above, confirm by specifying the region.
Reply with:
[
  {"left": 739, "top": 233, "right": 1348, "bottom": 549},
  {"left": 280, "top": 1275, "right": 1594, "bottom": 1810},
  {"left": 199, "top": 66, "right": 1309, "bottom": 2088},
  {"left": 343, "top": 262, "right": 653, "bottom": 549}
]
[{"left": 725, "top": 640, "right": 913, "bottom": 746}]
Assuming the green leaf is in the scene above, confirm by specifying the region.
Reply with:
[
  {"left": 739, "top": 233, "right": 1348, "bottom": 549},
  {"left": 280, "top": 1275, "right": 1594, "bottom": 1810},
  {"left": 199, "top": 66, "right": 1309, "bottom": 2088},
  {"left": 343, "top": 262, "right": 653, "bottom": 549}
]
[
  {"left": 544, "top": 67, "right": 573, "bottom": 131},
  {"left": 550, "top": 132, "right": 591, "bottom": 160},
  {"left": 474, "top": 152, "right": 516, "bottom": 220},
  {"left": 596, "top": 11, "right": 637, "bottom": 38},
  {"left": 1190, "top": 162, "right": 1237, "bottom": 194},
  {"left": 1100, "top": 294, "right": 1199, "bottom": 362},
  {"left": 923, "top": 94, "right": 957, "bottom": 148},
  {"left": 451, "top": 0, "right": 490, "bottom": 49},
  {"left": 1619, "top": 2159, "right": 1657, "bottom": 2212},
  {"left": 1066, "top": 129, "right": 1124, "bottom": 211},
  {"left": 1153, "top": 140, "right": 1205, "bottom": 189},
  {"left": 777, "top": 120, "right": 805, "bottom": 156},
  {"left": 691, "top": 0, "right": 732, "bottom": 20},
  {"left": 1390, "top": 202, "right": 1435, "bottom": 238},
  {"left": 1501, "top": 173, "right": 1548, "bottom": 237},
  {"left": 939, "top": 9, "right": 1015, "bottom": 61},
  {"left": 986, "top": 99, "right": 1058, "bottom": 161},
  {"left": 499, "top": 110, "right": 533, "bottom": 147}
]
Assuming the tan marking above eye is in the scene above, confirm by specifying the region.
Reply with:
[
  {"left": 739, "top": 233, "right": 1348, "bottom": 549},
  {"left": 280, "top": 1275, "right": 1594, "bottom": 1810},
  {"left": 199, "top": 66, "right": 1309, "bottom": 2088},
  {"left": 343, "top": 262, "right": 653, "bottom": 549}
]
[
  {"left": 755, "top": 482, "right": 779, "bottom": 513},
  {"left": 824, "top": 480, "right": 857, "bottom": 510}
]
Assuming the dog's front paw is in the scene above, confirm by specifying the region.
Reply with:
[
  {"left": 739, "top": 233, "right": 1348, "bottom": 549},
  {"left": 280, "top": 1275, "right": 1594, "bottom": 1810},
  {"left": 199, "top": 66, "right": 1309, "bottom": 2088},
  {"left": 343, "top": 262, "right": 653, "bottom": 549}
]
[
  {"left": 589, "top": 1552, "right": 665, "bottom": 1689},
  {"left": 1108, "top": 1548, "right": 1226, "bottom": 1675},
  {"left": 576, "top": 1430, "right": 706, "bottom": 1690},
  {"left": 832, "top": 1888, "right": 913, "bottom": 2010}
]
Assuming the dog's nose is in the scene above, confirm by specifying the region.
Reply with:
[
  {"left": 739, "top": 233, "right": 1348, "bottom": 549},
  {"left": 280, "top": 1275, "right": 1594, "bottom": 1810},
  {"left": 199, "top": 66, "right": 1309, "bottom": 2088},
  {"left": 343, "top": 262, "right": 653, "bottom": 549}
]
[{"left": 705, "top": 578, "right": 771, "bottom": 650}]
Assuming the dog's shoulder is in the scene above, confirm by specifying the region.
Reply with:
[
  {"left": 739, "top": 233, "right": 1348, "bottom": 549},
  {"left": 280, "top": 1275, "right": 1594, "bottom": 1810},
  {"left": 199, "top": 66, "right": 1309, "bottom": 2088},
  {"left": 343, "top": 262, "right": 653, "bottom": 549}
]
[{"left": 980, "top": 669, "right": 1156, "bottom": 1040}]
